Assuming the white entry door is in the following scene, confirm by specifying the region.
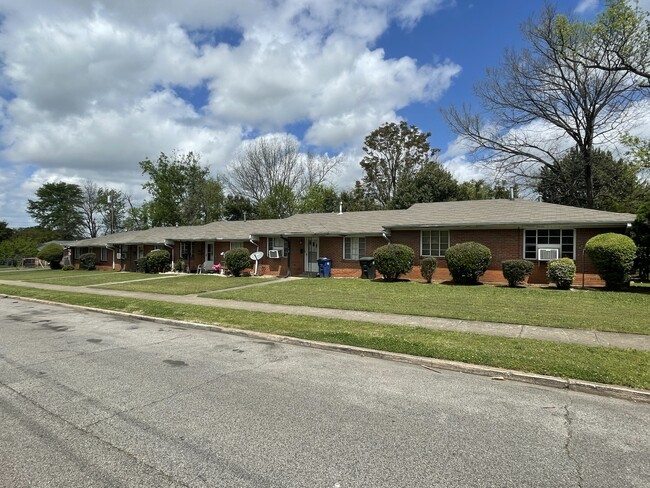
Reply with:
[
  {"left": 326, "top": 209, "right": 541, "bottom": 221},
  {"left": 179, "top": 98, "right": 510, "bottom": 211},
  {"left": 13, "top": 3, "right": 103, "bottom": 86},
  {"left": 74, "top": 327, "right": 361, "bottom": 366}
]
[{"left": 305, "top": 238, "right": 319, "bottom": 274}]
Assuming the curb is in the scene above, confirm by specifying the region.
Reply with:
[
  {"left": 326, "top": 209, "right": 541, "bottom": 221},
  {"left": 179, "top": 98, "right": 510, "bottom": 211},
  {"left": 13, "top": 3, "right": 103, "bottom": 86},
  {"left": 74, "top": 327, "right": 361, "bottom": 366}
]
[{"left": 4, "top": 294, "right": 650, "bottom": 404}]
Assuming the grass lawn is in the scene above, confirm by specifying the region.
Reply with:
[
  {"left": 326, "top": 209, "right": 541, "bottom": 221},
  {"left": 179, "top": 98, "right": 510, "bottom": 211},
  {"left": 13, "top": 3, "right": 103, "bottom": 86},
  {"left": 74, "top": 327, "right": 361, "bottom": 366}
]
[
  {"left": 0, "top": 269, "right": 160, "bottom": 286},
  {"left": 206, "top": 278, "right": 650, "bottom": 335},
  {"left": 98, "top": 274, "right": 278, "bottom": 295},
  {"left": 1, "top": 284, "right": 648, "bottom": 390}
]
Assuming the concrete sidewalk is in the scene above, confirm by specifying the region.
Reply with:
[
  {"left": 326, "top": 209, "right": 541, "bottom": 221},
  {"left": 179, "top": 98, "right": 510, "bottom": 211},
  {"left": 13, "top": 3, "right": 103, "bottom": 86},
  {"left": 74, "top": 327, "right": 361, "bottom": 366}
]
[{"left": 1, "top": 279, "right": 649, "bottom": 351}]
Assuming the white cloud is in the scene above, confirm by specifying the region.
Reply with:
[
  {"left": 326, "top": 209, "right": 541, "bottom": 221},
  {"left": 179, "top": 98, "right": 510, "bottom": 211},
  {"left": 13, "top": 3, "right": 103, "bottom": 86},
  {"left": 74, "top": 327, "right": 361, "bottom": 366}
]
[
  {"left": 574, "top": 0, "right": 598, "bottom": 15},
  {"left": 0, "top": 0, "right": 458, "bottom": 227}
]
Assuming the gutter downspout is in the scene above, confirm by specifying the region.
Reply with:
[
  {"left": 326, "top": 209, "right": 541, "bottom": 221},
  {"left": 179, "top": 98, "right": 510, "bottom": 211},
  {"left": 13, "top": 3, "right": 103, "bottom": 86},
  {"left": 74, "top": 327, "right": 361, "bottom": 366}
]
[
  {"left": 249, "top": 235, "right": 260, "bottom": 275},
  {"left": 281, "top": 236, "right": 291, "bottom": 278},
  {"left": 107, "top": 244, "right": 115, "bottom": 270},
  {"left": 382, "top": 231, "right": 391, "bottom": 244}
]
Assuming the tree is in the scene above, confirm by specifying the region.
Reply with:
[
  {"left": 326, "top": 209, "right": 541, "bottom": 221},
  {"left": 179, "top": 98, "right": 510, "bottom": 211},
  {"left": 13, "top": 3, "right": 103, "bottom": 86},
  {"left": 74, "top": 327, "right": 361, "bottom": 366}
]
[
  {"left": 339, "top": 182, "right": 378, "bottom": 212},
  {"left": 570, "top": 0, "right": 650, "bottom": 85},
  {"left": 257, "top": 184, "right": 297, "bottom": 219},
  {"left": 27, "top": 182, "right": 84, "bottom": 240},
  {"left": 123, "top": 196, "right": 151, "bottom": 231},
  {"left": 359, "top": 121, "right": 438, "bottom": 208},
  {"left": 455, "top": 180, "right": 511, "bottom": 201},
  {"left": 630, "top": 201, "right": 650, "bottom": 281},
  {"left": 223, "top": 194, "right": 257, "bottom": 221},
  {"left": 79, "top": 181, "right": 100, "bottom": 238},
  {"left": 392, "top": 162, "right": 459, "bottom": 208},
  {"left": 298, "top": 185, "right": 339, "bottom": 214},
  {"left": 443, "top": 5, "right": 642, "bottom": 208},
  {"left": 140, "top": 151, "right": 221, "bottom": 226},
  {"left": 0, "top": 221, "right": 14, "bottom": 243},
  {"left": 536, "top": 147, "right": 648, "bottom": 212},
  {"left": 181, "top": 178, "right": 225, "bottom": 224},
  {"left": 0, "top": 236, "right": 39, "bottom": 265},
  {"left": 97, "top": 188, "right": 128, "bottom": 234}
]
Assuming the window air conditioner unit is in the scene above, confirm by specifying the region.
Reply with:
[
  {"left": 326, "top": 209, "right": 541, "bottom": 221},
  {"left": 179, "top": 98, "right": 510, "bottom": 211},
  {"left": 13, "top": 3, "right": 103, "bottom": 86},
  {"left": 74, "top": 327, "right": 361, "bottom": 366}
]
[
  {"left": 268, "top": 249, "right": 281, "bottom": 259},
  {"left": 537, "top": 248, "right": 559, "bottom": 261}
]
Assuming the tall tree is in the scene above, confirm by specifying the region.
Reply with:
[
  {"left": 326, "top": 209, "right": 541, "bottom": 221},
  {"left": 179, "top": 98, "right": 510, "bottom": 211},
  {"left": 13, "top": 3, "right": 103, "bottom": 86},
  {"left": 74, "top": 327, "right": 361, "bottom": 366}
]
[
  {"left": 455, "top": 180, "right": 512, "bottom": 201},
  {"left": 96, "top": 188, "right": 128, "bottom": 234},
  {"left": 443, "top": 5, "right": 642, "bottom": 208},
  {"left": 140, "top": 151, "right": 221, "bottom": 227},
  {"left": 0, "top": 221, "right": 13, "bottom": 243},
  {"left": 298, "top": 184, "right": 339, "bottom": 214},
  {"left": 223, "top": 194, "right": 257, "bottom": 221},
  {"left": 79, "top": 181, "right": 100, "bottom": 238},
  {"left": 27, "top": 182, "right": 84, "bottom": 240},
  {"left": 257, "top": 184, "right": 297, "bottom": 219},
  {"left": 392, "top": 162, "right": 460, "bottom": 209},
  {"left": 536, "top": 147, "right": 648, "bottom": 213},
  {"left": 569, "top": 0, "right": 650, "bottom": 85},
  {"left": 359, "top": 121, "right": 437, "bottom": 209},
  {"left": 339, "top": 182, "right": 378, "bottom": 212}
]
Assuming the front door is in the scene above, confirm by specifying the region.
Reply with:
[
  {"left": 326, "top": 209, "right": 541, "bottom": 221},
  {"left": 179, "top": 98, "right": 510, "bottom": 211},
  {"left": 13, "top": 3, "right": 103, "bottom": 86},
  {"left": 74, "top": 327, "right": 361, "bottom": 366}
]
[{"left": 305, "top": 238, "right": 319, "bottom": 274}]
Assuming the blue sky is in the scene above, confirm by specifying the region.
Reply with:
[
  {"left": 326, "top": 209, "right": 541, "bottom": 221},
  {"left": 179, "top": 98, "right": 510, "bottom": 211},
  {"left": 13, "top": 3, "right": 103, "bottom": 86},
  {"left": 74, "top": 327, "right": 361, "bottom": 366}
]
[{"left": 0, "top": 0, "right": 643, "bottom": 229}]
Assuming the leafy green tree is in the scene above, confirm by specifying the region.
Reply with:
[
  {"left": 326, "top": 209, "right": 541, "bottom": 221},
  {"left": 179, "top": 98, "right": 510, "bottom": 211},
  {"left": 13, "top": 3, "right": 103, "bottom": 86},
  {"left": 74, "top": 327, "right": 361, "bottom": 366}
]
[
  {"left": 223, "top": 194, "right": 258, "bottom": 221},
  {"left": 96, "top": 188, "right": 128, "bottom": 234},
  {"left": 630, "top": 201, "right": 650, "bottom": 281},
  {"left": 359, "top": 121, "right": 438, "bottom": 208},
  {"left": 455, "top": 180, "right": 511, "bottom": 201},
  {"left": 0, "top": 236, "right": 39, "bottom": 265},
  {"left": 339, "top": 182, "right": 378, "bottom": 212},
  {"left": 27, "top": 182, "right": 84, "bottom": 239},
  {"left": 536, "top": 147, "right": 648, "bottom": 213},
  {"left": 0, "top": 221, "right": 14, "bottom": 243},
  {"left": 393, "top": 162, "right": 459, "bottom": 208},
  {"left": 182, "top": 178, "right": 225, "bottom": 224},
  {"left": 37, "top": 243, "right": 64, "bottom": 269},
  {"left": 298, "top": 185, "right": 339, "bottom": 213},
  {"left": 257, "top": 184, "right": 296, "bottom": 219},
  {"left": 140, "top": 151, "right": 222, "bottom": 226},
  {"left": 13, "top": 227, "right": 60, "bottom": 244},
  {"left": 444, "top": 5, "right": 642, "bottom": 208}
]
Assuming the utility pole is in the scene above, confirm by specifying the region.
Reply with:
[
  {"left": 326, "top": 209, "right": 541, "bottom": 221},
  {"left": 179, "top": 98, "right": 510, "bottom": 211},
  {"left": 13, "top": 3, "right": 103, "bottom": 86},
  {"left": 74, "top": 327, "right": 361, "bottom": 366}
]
[{"left": 108, "top": 194, "right": 114, "bottom": 234}]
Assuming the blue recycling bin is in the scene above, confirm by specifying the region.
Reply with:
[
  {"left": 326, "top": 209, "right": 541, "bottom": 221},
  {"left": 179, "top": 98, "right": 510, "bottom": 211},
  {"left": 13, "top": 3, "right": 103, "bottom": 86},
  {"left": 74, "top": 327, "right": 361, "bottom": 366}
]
[{"left": 317, "top": 257, "right": 332, "bottom": 278}]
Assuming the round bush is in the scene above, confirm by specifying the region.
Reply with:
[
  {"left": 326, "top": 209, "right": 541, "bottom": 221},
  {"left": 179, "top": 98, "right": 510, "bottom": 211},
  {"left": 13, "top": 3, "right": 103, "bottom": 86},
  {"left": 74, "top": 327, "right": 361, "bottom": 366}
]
[
  {"left": 501, "top": 259, "right": 534, "bottom": 288},
  {"left": 546, "top": 258, "right": 576, "bottom": 290},
  {"left": 174, "top": 259, "right": 185, "bottom": 272},
  {"left": 37, "top": 243, "right": 64, "bottom": 270},
  {"left": 445, "top": 242, "right": 491, "bottom": 285},
  {"left": 420, "top": 257, "right": 437, "bottom": 284},
  {"left": 584, "top": 233, "right": 637, "bottom": 290},
  {"left": 138, "top": 249, "right": 171, "bottom": 274},
  {"left": 373, "top": 244, "right": 415, "bottom": 281},
  {"left": 79, "top": 252, "right": 96, "bottom": 271},
  {"left": 224, "top": 248, "right": 251, "bottom": 277}
]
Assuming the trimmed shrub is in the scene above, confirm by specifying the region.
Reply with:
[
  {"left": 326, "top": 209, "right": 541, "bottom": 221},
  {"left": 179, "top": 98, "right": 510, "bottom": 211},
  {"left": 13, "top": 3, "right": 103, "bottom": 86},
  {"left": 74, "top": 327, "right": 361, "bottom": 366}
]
[
  {"left": 37, "top": 243, "right": 64, "bottom": 270},
  {"left": 546, "top": 258, "right": 576, "bottom": 290},
  {"left": 584, "top": 233, "right": 637, "bottom": 290},
  {"left": 174, "top": 259, "right": 185, "bottom": 272},
  {"left": 420, "top": 257, "right": 437, "bottom": 284},
  {"left": 373, "top": 244, "right": 415, "bottom": 281},
  {"left": 137, "top": 249, "right": 171, "bottom": 274},
  {"left": 224, "top": 248, "right": 251, "bottom": 277},
  {"left": 445, "top": 242, "right": 492, "bottom": 285},
  {"left": 79, "top": 252, "right": 97, "bottom": 271},
  {"left": 62, "top": 264, "right": 75, "bottom": 271},
  {"left": 501, "top": 259, "right": 534, "bottom": 288}
]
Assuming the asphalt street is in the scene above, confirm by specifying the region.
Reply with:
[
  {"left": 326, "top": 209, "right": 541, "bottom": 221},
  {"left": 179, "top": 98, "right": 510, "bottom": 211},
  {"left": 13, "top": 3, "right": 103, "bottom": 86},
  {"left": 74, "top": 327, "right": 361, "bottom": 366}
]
[{"left": 0, "top": 298, "right": 648, "bottom": 487}]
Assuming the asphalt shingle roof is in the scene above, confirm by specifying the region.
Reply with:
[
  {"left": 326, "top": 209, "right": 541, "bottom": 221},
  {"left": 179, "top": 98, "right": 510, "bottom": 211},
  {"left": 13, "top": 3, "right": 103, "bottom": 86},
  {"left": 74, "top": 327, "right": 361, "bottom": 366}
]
[{"left": 69, "top": 200, "right": 636, "bottom": 248}]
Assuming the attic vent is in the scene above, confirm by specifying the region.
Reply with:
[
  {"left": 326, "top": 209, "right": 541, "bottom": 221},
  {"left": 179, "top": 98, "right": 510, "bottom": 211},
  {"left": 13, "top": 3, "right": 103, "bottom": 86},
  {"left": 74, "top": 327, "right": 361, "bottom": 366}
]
[
  {"left": 537, "top": 248, "right": 559, "bottom": 261},
  {"left": 268, "top": 249, "right": 282, "bottom": 259}
]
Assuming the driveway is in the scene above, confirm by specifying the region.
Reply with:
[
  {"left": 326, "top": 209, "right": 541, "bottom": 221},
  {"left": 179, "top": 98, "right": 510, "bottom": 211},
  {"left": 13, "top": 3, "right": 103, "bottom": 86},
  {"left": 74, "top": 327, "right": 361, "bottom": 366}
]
[{"left": 1, "top": 299, "right": 648, "bottom": 487}]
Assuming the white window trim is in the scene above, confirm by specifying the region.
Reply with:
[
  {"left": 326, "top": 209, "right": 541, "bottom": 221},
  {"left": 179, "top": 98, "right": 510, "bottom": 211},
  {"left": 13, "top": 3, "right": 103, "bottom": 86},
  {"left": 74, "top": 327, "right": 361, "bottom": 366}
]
[
  {"left": 420, "top": 230, "right": 450, "bottom": 258},
  {"left": 343, "top": 236, "right": 366, "bottom": 260},
  {"left": 230, "top": 241, "right": 245, "bottom": 250},
  {"left": 267, "top": 237, "right": 288, "bottom": 257}
]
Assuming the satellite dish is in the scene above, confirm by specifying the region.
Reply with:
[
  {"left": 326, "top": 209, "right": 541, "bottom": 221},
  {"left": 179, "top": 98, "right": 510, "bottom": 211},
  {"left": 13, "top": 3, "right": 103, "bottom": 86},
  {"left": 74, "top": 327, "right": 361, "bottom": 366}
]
[{"left": 251, "top": 251, "right": 264, "bottom": 261}]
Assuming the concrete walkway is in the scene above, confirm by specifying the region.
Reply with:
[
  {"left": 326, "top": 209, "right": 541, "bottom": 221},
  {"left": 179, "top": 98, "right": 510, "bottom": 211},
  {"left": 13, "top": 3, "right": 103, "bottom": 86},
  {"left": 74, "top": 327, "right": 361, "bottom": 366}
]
[{"left": 1, "top": 279, "right": 649, "bottom": 351}]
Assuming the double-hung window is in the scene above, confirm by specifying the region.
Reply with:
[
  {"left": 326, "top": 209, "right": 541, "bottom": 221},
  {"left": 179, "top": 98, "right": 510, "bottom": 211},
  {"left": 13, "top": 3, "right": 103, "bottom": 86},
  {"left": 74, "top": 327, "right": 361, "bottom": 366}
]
[
  {"left": 100, "top": 247, "right": 108, "bottom": 262},
  {"left": 267, "top": 237, "right": 289, "bottom": 257},
  {"left": 421, "top": 230, "right": 449, "bottom": 257},
  {"left": 343, "top": 237, "right": 366, "bottom": 260},
  {"left": 524, "top": 229, "right": 575, "bottom": 260},
  {"left": 230, "top": 241, "right": 244, "bottom": 249}
]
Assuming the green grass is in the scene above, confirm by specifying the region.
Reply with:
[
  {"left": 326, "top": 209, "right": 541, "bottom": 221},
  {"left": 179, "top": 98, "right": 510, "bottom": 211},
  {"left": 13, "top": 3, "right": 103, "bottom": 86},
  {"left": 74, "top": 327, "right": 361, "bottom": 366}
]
[
  {"left": 1, "top": 284, "right": 648, "bottom": 390},
  {"left": 98, "top": 275, "right": 278, "bottom": 295},
  {"left": 0, "top": 269, "right": 160, "bottom": 286},
  {"left": 207, "top": 279, "right": 650, "bottom": 335}
]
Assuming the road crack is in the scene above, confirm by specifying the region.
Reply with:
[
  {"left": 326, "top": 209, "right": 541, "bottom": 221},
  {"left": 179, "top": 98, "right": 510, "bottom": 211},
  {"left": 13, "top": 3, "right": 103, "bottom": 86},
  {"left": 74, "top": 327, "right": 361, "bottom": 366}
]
[{"left": 563, "top": 396, "right": 584, "bottom": 488}]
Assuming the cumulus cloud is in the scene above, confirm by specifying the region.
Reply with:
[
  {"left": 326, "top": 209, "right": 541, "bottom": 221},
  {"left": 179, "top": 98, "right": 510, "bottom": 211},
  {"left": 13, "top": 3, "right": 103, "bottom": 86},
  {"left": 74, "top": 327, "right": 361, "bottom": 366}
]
[
  {"left": 0, "top": 0, "right": 458, "bottom": 226},
  {"left": 574, "top": 0, "right": 599, "bottom": 15}
]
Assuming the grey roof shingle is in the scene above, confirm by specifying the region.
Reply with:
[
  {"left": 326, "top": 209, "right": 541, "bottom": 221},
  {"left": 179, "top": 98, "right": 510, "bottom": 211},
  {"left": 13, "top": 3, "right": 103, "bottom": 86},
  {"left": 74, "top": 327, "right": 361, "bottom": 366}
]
[
  {"left": 69, "top": 200, "right": 636, "bottom": 248},
  {"left": 389, "top": 200, "right": 636, "bottom": 229}
]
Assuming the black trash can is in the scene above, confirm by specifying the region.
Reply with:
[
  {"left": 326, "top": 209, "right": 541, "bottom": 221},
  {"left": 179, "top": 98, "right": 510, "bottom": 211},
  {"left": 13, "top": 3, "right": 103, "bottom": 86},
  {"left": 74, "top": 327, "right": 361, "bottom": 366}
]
[
  {"left": 359, "top": 256, "right": 376, "bottom": 279},
  {"left": 317, "top": 257, "right": 332, "bottom": 278}
]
